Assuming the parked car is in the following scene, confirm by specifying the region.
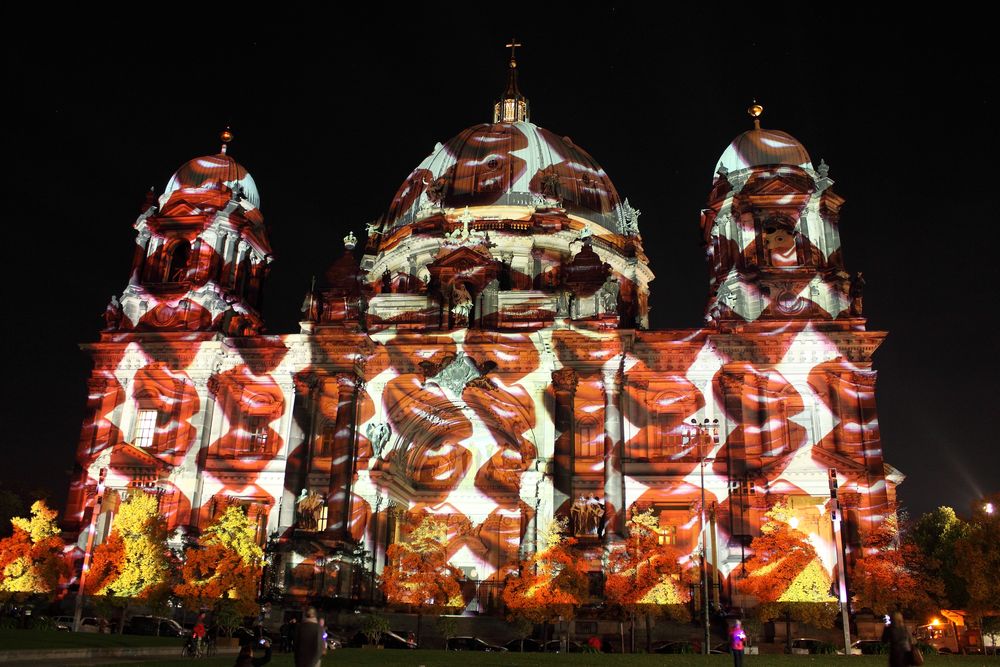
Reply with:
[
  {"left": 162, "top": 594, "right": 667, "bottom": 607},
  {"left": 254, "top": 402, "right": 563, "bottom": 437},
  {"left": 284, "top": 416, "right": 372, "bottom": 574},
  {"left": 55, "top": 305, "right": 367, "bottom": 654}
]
[
  {"left": 347, "top": 629, "right": 417, "bottom": 649},
  {"left": 652, "top": 640, "right": 727, "bottom": 654},
  {"left": 851, "top": 640, "right": 888, "bottom": 655},
  {"left": 503, "top": 638, "right": 544, "bottom": 652},
  {"left": 51, "top": 616, "right": 74, "bottom": 631},
  {"left": 543, "top": 639, "right": 584, "bottom": 652},
  {"left": 789, "top": 638, "right": 826, "bottom": 655},
  {"left": 124, "top": 616, "right": 187, "bottom": 637},
  {"left": 446, "top": 636, "right": 508, "bottom": 651}
]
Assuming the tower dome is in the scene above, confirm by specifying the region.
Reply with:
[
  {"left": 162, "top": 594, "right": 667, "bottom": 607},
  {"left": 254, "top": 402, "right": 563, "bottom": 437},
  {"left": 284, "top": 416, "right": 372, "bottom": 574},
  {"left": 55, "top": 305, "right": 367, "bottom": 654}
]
[
  {"left": 386, "top": 120, "right": 624, "bottom": 233},
  {"left": 714, "top": 128, "right": 813, "bottom": 177},
  {"left": 164, "top": 152, "right": 260, "bottom": 208}
]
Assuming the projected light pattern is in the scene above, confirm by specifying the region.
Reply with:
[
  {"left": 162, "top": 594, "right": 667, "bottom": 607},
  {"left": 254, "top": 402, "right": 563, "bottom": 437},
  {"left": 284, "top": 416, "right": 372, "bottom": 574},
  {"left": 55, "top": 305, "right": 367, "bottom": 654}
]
[{"left": 66, "top": 117, "right": 897, "bottom": 608}]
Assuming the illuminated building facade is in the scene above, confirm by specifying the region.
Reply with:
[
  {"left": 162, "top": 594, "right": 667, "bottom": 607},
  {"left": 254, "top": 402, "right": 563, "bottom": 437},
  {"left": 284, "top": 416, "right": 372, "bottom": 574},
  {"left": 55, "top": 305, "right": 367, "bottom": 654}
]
[{"left": 64, "top": 59, "right": 900, "bottom": 610}]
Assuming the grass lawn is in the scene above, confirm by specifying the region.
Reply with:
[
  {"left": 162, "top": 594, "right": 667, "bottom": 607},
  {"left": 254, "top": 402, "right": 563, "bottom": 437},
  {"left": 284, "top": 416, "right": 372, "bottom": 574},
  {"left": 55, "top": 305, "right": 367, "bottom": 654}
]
[
  {"left": 0, "top": 627, "right": 180, "bottom": 650},
  {"left": 104, "top": 650, "right": 997, "bottom": 667}
]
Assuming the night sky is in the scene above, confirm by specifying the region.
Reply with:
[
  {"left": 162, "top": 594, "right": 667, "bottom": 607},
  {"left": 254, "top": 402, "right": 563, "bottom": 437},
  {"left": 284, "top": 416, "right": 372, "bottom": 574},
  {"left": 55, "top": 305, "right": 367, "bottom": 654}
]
[{"left": 4, "top": 7, "right": 996, "bottom": 521}]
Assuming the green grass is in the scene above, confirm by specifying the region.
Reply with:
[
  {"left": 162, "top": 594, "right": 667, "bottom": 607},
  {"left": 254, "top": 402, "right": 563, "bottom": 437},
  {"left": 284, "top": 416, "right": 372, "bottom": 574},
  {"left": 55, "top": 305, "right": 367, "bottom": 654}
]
[
  {"left": 0, "top": 627, "right": 180, "bottom": 650},
  {"left": 102, "top": 650, "right": 998, "bottom": 667}
]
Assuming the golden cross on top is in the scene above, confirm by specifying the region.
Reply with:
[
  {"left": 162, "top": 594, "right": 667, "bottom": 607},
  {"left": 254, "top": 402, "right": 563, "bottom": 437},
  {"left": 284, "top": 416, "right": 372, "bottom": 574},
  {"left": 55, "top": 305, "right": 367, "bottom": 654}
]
[{"left": 506, "top": 38, "right": 522, "bottom": 65}]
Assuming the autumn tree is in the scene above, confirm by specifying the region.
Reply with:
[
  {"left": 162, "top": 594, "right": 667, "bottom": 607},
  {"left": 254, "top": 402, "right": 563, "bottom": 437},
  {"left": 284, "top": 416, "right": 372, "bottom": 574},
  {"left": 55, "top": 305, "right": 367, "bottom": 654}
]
[
  {"left": 605, "top": 509, "right": 690, "bottom": 651},
  {"left": 851, "top": 511, "right": 940, "bottom": 616},
  {"left": 954, "top": 494, "right": 1000, "bottom": 646},
  {"left": 738, "top": 502, "right": 838, "bottom": 629},
  {"left": 0, "top": 500, "right": 70, "bottom": 599},
  {"left": 174, "top": 505, "right": 264, "bottom": 619},
  {"left": 502, "top": 517, "right": 588, "bottom": 639},
  {"left": 85, "top": 491, "right": 170, "bottom": 630},
  {"left": 910, "top": 506, "right": 971, "bottom": 609},
  {"left": 381, "top": 514, "right": 463, "bottom": 643}
]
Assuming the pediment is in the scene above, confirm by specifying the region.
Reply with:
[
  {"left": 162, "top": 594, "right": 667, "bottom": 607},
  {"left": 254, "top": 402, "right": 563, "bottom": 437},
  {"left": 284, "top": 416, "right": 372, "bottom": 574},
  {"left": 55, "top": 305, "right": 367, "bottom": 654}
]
[
  {"left": 429, "top": 245, "right": 493, "bottom": 270},
  {"left": 742, "top": 174, "right": 813, "bottom": 197},
  {"left": 110, "top": 442, "right": 172, "bottom": 472},
  {"left": 427, "top": 245, "right": 498, "bottom": 289}
]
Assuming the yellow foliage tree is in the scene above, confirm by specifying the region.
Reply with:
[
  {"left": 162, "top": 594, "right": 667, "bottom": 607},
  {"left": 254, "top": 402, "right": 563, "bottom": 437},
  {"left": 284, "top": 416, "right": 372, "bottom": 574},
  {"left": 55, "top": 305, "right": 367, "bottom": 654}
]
[
  {"left": 738, "top": 502, "right": 838, "bottom": 628},
  {"left": 174, "top": 505, "right": 263, "bottom": 617},
  {"left": 86, "top": 491, "right": 169, "bottom": 599},
  {"left": 0, "top": 500, "right": 69, "bottom": 598}
]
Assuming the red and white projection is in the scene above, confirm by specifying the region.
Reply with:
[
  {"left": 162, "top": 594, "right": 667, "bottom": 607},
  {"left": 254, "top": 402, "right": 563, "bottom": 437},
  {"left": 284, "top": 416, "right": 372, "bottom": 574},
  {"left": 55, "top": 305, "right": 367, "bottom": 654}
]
[{"left": 65, "top": 79, "right": 898, "bottom": 612}]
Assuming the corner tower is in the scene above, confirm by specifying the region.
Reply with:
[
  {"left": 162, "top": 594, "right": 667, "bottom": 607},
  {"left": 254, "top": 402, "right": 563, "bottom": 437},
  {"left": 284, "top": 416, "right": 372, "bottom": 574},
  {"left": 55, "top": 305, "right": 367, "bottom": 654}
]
[
  {"left": 701, "top": 104, "right": 852, "bottom": 330},
  {"left": 110, "top": 130, "right": 273, "bottom": 335}
]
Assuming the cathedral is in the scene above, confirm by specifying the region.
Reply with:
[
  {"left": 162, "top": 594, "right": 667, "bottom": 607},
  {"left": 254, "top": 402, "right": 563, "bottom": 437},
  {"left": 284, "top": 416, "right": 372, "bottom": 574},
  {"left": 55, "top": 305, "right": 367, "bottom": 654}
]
[{"left": 64, "top": 51, "right": 900, "bottom": 613}]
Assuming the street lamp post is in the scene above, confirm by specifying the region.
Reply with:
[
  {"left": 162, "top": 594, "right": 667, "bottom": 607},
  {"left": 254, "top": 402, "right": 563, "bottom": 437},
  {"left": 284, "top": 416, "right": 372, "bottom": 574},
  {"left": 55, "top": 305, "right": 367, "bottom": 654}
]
[
  {"left": 691, "top": 418, "right": 719, "bottom": 656},
  {"left": 73, "top": 468, "right": 107, "bottom": 633}
]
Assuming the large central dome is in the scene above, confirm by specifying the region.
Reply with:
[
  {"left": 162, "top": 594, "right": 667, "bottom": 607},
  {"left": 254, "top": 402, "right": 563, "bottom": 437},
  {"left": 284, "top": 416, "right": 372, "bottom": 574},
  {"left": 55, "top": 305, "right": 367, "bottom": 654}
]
[{"left": 386, "top": 121, "right": 624, "bottom": 232}]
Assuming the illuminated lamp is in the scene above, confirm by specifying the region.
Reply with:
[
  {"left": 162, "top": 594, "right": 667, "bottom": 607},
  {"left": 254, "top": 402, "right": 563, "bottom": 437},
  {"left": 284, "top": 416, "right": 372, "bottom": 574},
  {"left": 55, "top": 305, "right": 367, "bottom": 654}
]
[
  {"left": 747, "top": 101, "right": 764, "bottom": 129},
  {"left": 985, "top": 502, "right": 995, "bottom": 515}
]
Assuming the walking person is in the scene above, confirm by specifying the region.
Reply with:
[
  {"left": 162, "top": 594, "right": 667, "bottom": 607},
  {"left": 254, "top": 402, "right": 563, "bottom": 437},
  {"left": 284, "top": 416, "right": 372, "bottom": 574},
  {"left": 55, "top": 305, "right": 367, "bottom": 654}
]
[
  {"left": 234, "top": 637, "right": 272, "bottom": 667},
  {"left": 293, "top": 607, "right": 325, "bottom": 667},
  {"left": 881, "top": 611, "right": 916, "bottom": 667},
  {"left": 730, "top": 620, "right": 747, "bottom": 667}
]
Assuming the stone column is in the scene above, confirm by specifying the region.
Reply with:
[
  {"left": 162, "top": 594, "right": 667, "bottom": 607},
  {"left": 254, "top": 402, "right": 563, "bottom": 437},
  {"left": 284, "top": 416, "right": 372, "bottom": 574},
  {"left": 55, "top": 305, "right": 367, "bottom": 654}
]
[
  {"left": 129, "top": 229, "right": 152, "bottom": 286},
  {"left": 551, "top": 368, "right": 577, "bottom": 518},
  {"left": 602, "top": 370, "right": 624, "bottom": 540},
  {"left": 326, "top": 373, "right": 362, "bottom": 540}
]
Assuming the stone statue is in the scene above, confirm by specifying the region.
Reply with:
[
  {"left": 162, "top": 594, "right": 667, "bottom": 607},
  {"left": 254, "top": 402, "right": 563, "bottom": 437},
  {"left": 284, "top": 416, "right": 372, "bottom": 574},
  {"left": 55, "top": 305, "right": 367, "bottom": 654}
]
[
  {"left": 103, "top": 295, "right": 123, "bottom": 330},
  {"left": 590, "top": 495, "right": 605, "bottom": 537},
  {"left": 295, "top": 489, "right": 325, "bottom": 531},
  {"left": 600, "top": 278, "right": 620, "bottom": 315},
  {"left": 381, "top": 267, "right": 393, "bottom": 294},
  {"left": 850, "top": 271, "right": 866, "bottom": 316},
  {"left": 356, "top": 293, "right": 368, "bottom": 330},
  {"left": 619, "top": 198, "right": 641, "bottom": 236},
  {"left": 416, "top": 265, "right": 431, "bottom": 288},
  {"left": 451, "top": 283, "right": 473, "bottom": 324},
  {"left": 365, "top": 422, "right": 392, "bottom": 458}
]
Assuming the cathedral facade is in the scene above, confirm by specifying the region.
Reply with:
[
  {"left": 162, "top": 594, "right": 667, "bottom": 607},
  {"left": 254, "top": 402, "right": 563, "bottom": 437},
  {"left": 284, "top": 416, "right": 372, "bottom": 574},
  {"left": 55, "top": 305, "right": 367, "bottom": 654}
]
[{"left": 64, "top": 62, "right": 899, "bottom": 611}]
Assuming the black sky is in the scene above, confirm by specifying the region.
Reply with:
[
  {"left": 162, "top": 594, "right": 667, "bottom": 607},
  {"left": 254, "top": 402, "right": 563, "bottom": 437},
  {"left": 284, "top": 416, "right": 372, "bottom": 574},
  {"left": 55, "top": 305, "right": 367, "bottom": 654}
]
[{"left": 4, "top": 6, "right": 997, "bottom": 521}]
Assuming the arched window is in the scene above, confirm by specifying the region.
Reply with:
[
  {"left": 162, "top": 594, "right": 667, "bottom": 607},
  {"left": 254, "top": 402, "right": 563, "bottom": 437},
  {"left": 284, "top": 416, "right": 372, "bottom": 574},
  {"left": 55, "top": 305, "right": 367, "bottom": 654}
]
[
  {"left": 317, "top": 421, "right": 336, "bottom": 458},
  {"left": 647, "top": 392, "right": 695, "bottom": 459},
  {"left": 166, "top": 242, "right": 191, "bottom": 282},
  {"left": 576, "top": 416, "right": 601, "bottom": 458},
  {"left": 761, "top": 216, "right": 799, "bottom": 267}
]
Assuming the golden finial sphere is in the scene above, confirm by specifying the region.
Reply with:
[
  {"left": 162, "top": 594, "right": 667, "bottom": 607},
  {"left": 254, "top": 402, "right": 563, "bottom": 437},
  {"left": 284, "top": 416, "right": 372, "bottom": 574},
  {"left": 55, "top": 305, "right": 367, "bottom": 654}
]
[
  {"left": 220, "top": 127, "right": 234, "bottom": 143},
  {"left": 748, "top": 102, "right": 764, "bottom": 119}
]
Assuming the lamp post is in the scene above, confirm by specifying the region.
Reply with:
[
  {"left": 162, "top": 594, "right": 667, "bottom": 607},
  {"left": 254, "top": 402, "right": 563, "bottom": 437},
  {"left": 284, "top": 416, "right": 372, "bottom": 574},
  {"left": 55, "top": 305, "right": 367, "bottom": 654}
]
[
  {"left": 73, "top": 468, "right": 106, "bottom": 633},
  {"left": 829, "top": 469, "right": 852, "bottom": 657},
  {"left": 691, "top": 418, "right": 719, "bottom": 656}
]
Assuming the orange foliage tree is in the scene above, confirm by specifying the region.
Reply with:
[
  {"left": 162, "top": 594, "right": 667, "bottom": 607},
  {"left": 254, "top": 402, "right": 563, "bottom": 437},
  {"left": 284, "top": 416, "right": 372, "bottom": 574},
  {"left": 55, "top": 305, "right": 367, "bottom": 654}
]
[
  {"left": 174, "top": 505, "right": 264, "bottom": 619},
  {"left": 851, "top": 511, "right": 939, "bottom": 616},
  {"left": 738, "top": 502, "right": 837, "bottom": 628},
  {"left": 502, "top": 517, "right": 589, "bottom": 627},
  {"left": 0, "top": 500, "right": 70, "bottom": 600},
  {"left": 605, "top": 508, "right": 692, "bottom": 624},
  {"left": 381, "top": 514, "right": 463, "bottom": 642}
]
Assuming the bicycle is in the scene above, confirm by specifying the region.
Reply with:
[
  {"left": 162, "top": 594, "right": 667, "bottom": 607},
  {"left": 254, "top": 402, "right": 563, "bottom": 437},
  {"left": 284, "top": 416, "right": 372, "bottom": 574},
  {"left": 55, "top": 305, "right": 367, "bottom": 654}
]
[{"left": 182, "top": 636, "right": 205, "bottom": 659}]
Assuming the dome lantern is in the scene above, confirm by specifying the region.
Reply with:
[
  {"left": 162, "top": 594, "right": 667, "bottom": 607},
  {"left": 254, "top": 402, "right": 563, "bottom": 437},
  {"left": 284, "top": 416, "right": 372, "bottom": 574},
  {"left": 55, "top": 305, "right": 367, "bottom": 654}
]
[{"left": 493, "top": 39, "right": 529, "bottom": 124}]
